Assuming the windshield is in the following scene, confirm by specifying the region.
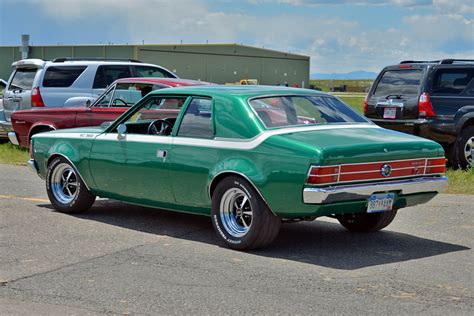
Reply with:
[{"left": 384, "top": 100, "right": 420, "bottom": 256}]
[
  {"left": 249, "top": 95, "right": 367, "bottom": 129},
  {"left": 374, "top": 69, "right": 423, "bottom": 96}
]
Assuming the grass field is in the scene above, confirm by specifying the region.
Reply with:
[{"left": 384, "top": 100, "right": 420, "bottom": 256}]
[
  {"left": 0, "top": 142, "right": 29, "bottom": 165},
  {"left": 310, "top": 79, "right": 373, "bottom": 92}
]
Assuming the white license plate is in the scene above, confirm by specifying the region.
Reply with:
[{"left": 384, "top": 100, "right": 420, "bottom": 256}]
[
  {"left": 383, "top": 107, "right": 397, "bottom": 119},
  {"left": 367, "top": 193, "right": 394, "bottom": 213}
]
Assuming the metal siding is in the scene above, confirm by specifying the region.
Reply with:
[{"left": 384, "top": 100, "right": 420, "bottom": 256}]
[{"left": 0, "top": 44, "right": 309, "bottom": 86}]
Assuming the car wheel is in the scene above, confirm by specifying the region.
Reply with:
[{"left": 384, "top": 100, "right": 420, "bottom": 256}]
[
  {"left": 211, "top": 176, "right": 281, "bottom": 250},
  {"left": 452, "top": 126, "right": 474, "bottom": 169},
  {"left": 46, "top": 157, "right": 96, "bottom": 213},
  {"left": 336, "top": 210, "right": 398, "bottom": 233}
]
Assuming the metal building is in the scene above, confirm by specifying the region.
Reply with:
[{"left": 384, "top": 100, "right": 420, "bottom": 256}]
[{"left": 0, "top": 43, "right": 310, "bottom": 87}]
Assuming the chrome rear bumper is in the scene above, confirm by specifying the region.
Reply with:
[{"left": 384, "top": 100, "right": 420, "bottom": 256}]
[
  {"left": 8, "top": 132, "right": 19, "bottom": 145},
  {"left": 303, "top": 176, "right": 448, "bottom": 204}
]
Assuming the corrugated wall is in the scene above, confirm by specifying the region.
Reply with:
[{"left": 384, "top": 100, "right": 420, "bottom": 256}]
[{"left": 0, "top": 44, "right": 309, "bottom": 87}]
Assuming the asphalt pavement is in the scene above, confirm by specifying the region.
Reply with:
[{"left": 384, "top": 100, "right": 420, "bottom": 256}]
[{"left": 1, "top": 164, "right": 473, "bottom": 315}]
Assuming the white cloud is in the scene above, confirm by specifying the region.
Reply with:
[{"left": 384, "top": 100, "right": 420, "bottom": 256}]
[{"left": 32, "top": 0, "right": 474, "bottom": 73}]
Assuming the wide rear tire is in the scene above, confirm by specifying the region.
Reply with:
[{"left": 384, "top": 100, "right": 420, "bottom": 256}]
[
  {"left": 211, "top": 176, "right": 281, "bottom": 250},
  {"left": 336, "top": 210, "right": 398, "bottom": 233},
  {"left": 46, "top": 157, "right": 96, "bottom": 214}
]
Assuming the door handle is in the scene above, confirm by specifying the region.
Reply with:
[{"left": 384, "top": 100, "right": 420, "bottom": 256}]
[{"left": 156, "top": 149, "right": 167, "bottom": 159}]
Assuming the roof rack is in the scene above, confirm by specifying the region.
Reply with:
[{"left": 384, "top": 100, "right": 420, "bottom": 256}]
[
  {"left": 51, "top": 57, "right": 143, "bottom": 63},
  {"left": 400, "top": 60, "right": 440, "bottom": 64},
  {"left": 400, "top": 59, "right": 474, "bottom": 65},
  {"left": 439, "top": 59, "right": 474, "bottom": 64}
]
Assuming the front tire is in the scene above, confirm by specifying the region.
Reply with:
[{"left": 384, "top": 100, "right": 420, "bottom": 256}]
[
  {"left": 336, "top": 210, "right": 398, "bottom": 233},
  {"left": 46, "top": 157, "right": 96, "bottom": 213},
  {"left": 211, "top": 176, "right": 281, "bottom": 250}
]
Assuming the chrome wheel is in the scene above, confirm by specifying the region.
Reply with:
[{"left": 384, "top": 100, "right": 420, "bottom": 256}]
[
  {"left": 464, "top": 136, "right": 473, "bottom": 166},
  {"left": 219, "top": 188, "right": 253, "bottom": 238},
  {"left": 50, "top": 163, "right": 78, "bottom": 204}
]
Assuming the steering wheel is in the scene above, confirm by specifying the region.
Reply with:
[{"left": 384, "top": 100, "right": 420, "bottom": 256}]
[
  {"left": 147, "top": 119, "right": 173, "bottom": 136},
  {"left": 112, "top": 98, "right": 128, "bottom": 106}
]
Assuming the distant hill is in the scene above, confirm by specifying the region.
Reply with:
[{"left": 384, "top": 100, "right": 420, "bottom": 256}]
[{"left": 311, "top": 71, "right": 377, "bottom": 80}]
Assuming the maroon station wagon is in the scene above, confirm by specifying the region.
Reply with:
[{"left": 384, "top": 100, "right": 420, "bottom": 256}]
[{"left": 8, "top": 77, "right": 209, "bottom": 147}]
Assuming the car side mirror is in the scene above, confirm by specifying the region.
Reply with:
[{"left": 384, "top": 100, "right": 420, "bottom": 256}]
[
  {"left": 117, "top": 124, "right": 127, "bottom": 140},
  {"left": 85, "top": 100, "right": 91, "bottom": 107}
]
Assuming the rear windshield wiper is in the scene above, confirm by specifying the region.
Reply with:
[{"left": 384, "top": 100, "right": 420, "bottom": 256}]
[{"left": 385, "top": 94, "right": 403, "bottom": 99}]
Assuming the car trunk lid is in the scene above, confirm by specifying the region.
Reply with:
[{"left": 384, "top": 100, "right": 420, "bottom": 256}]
[
  {"left": 273, "top": 125, "right": 442, "bottom": 166},
  {"left": 4, "top": 59, "right": 45, "bottom": 121}
]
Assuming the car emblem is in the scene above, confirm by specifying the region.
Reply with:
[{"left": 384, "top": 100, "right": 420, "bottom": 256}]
[{"left": 380, "top": 164, "right": 392, "bottom": 177}]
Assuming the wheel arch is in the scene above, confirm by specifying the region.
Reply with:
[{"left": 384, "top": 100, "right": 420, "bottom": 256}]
[
  {"left": 46, "top": 153, "right": 91, "bottom": 191},
  {"left": 29, "top": 123, "right": 56, "bottom": 141},
  {"left": 208, "top": 171, "right": 276, "bottom": 216}
]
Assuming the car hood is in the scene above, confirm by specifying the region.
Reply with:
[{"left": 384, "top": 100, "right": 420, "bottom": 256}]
[{"left": 272, "top": 125, "right": 443, "bottom": 165}]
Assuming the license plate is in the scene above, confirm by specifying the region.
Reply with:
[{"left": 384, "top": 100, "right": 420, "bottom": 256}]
[
  {"left": 367, "top": 193, "right": 394, "bottom": 213},
  {"left": 383, "top": 107, "right": 397, "bottom": 119}
]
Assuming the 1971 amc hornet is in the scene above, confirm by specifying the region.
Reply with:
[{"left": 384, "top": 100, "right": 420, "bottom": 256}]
[{"left": 28, "top": 86, "right": 448, "bottom": 250}]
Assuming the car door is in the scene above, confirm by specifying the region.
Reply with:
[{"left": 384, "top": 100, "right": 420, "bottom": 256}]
[
  {"left": 168, "top": 97, "right": 216, "bottom": 207},
  {"left": 88, "top": 95, "right": 187, "bottom": 204},
  {"left": 3, "top": 67, "right": 38, "bottom": 120}
]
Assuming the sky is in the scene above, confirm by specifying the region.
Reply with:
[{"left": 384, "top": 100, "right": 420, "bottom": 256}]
[{"left": 0, "top": 0, "right": 473, "bottom": 74}]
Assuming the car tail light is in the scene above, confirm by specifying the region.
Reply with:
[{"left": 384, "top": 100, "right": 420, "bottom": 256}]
[
  {"left": 363, "top": 95, "right": 368, "bottom": 114},
  {"left": 425, "top": 157, "right": 446, "bottom": 174},
  {"left": 31, "top": 87, "right": 45, "bottom": 107},
  {"left": 399, "top": 64, "right": 412, "bottom": 69},
  {"left": 306, "top": 166, "right": 339, "bottom": 185},
  {"left": 418, "top": 92, "right": 435, "bottom": 117}
]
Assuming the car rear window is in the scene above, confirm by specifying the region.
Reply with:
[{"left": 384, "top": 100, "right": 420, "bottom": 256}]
[
  {"left": 431, "top": 69, "right": 474, "bottom": 95},
  {"left": 8, "top": 68, "right": 36, "bottom": 91},
  {"left": 42, "top": 66, "right": 87, "bottom": 87},
  {"left": 249, "top": 96, "right": 367, "bottom": 129},
  {"left": 374, "top": 69, "right": 423, "bottom": 96}
]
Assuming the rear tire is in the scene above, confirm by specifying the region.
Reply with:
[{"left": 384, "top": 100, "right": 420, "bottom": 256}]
[
  {"left": 211, "top": 176, "right": 281, "bottom": 250},
  {"left": 336, "top": 210, "right": 398, "bottom": 233},
  {"left": 46, "top": 157, "right": 96, "bottom": 214},
  {"left": 451, "top": 126, "right": 474, "bottom": 169}
]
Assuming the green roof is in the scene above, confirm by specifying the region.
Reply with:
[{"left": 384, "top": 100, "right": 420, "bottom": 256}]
[{"left": 150, "top": 85, "right": 329, "bottom": 98}]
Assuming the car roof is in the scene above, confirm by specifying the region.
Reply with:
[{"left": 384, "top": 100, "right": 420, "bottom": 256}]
[
  {"left": 115, "top": 77, "right": 212, "bottom": 87},
  {"left": 147, "top": 85, "right": 330, "bottom": 98}
]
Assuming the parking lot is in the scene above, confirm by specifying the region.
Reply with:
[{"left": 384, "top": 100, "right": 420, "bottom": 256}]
[{"left": 0, "top": 164, "right": 472, "bottom": 314}]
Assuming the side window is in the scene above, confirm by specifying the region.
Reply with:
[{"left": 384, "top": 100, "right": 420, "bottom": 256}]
[
  {"left": 110, "top": 83, "right": 148, "bottom": 107},
  {"left": 8, "top": 68, "right": 36, "bottom": 91},
  {"left": 177, "top": 98, "right": 213, "bottom": 139},
  {"left": 133, "top": 66, "right": 175, "bottom": 78},
  {"left": 93, "top": 65, "right": 132, "bottom": 89},
  {"left": 121, "top": 96, "right": 187, "bottom": 135},
  {"left": 42, "top": 66, "right": 87, "bottom": 87},
  {"left": 432, "top": 69, "right": 474, "bottom": 95}
]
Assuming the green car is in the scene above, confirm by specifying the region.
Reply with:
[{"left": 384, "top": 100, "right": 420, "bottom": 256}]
[{"left": 28, "top": 86, "right": 447, "bottom": 250}]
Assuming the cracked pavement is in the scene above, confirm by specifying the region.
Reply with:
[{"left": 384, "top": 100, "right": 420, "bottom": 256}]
[{"left": 1, "top": 164, "right": 473, "bottom": 315}]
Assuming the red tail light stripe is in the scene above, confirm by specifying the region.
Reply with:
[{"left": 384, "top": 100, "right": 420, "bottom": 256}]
[{"left": 306, "top": 157, "right": 446, "bottom": 185}]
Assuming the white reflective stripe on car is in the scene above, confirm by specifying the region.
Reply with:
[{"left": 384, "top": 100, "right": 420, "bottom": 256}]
[{"left": 35, "top": 124, "right": 379, "bottom": 150}]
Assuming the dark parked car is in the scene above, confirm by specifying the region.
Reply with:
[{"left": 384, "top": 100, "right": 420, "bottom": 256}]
[{"left": 364, "top": 59, "right": 474, "bottom": 168}]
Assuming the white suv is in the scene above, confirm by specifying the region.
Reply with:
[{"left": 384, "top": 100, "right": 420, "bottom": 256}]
[{"left": 0, "top": 58, "right": 177, "bottom": 138}]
